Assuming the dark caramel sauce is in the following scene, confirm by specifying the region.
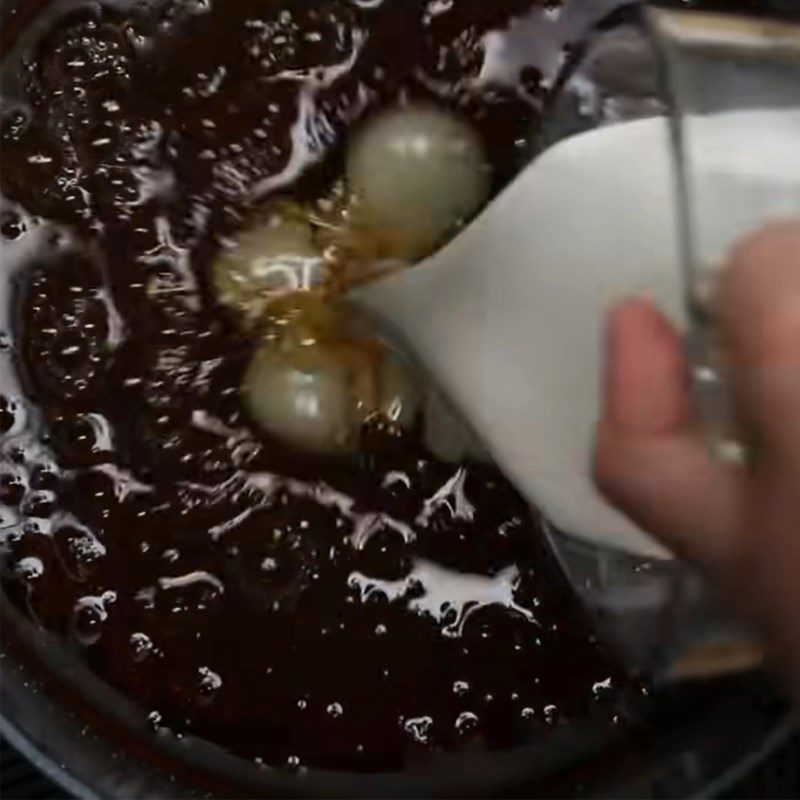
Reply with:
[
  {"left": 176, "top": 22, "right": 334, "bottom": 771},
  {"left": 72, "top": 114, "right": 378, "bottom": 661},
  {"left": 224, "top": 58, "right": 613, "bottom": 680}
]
[{"left": 0, "top": 0, "right": 658, "bottom": 773}]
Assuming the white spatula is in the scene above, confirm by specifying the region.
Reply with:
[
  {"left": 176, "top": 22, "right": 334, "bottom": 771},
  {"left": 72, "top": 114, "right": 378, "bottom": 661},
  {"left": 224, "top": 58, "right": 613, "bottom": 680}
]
[
  {"left": 355, "top": 115, "right": 683, "bottom": 560},
  {"left": 354, "top": 98, "right": 800, "bottom": 570}
]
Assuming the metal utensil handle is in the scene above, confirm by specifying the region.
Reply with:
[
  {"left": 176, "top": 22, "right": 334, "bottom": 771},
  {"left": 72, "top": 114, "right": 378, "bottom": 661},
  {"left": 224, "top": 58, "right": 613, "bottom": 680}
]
[{"left": 651, "top": 7, "right": 800, "bottom": 463}]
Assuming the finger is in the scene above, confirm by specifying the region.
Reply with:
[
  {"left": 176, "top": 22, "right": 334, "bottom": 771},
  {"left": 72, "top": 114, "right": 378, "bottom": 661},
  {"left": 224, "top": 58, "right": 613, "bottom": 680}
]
[
  {"left": 718, "top": 220, "right": 800, "bottom": 465},
  {"left": 602, "top": 297, "right": 692, "bottom": 432},
  {"left": 595, "top": 300, "right": 745, "bottom": 567},
  {"left": 595, "top": 425, "right": 745, "bottom": 567}
]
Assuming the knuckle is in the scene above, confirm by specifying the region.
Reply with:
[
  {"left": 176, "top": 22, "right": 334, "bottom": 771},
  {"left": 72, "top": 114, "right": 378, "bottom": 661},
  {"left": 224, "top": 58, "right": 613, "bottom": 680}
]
[
  {"left": 720, "top": 221, "right": 800, "bottom": 360},
  {"left": 730, "top": 220, "right": 800, "bottom": 275}
]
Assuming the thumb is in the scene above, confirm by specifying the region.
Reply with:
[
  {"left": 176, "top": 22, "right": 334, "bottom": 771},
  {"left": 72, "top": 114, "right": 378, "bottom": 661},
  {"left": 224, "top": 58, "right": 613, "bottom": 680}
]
[{"left": 594, "top": 299, "right": 744, "bottom": 567}]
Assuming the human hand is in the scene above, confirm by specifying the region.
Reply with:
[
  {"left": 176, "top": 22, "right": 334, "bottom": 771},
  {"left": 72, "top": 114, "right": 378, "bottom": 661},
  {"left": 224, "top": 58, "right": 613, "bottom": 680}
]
[{"left": 594, "top": 221, "right": 800, "bottom": 696}]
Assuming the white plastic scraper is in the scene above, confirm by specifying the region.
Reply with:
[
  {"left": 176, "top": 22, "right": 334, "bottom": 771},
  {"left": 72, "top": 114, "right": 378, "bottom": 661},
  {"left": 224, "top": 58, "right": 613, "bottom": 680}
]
[
  {"left": 355, "top": 116, "right": 683, "bottom": 559},
  {"left": 355, "top": 107, "right": 800, "bottom": 561}
]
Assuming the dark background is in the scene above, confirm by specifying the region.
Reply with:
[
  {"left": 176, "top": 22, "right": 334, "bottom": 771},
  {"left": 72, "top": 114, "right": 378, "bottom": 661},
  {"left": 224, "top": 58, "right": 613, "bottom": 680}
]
[{"left": 2, "top": 731, "right": 799, "bottom": 799}]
